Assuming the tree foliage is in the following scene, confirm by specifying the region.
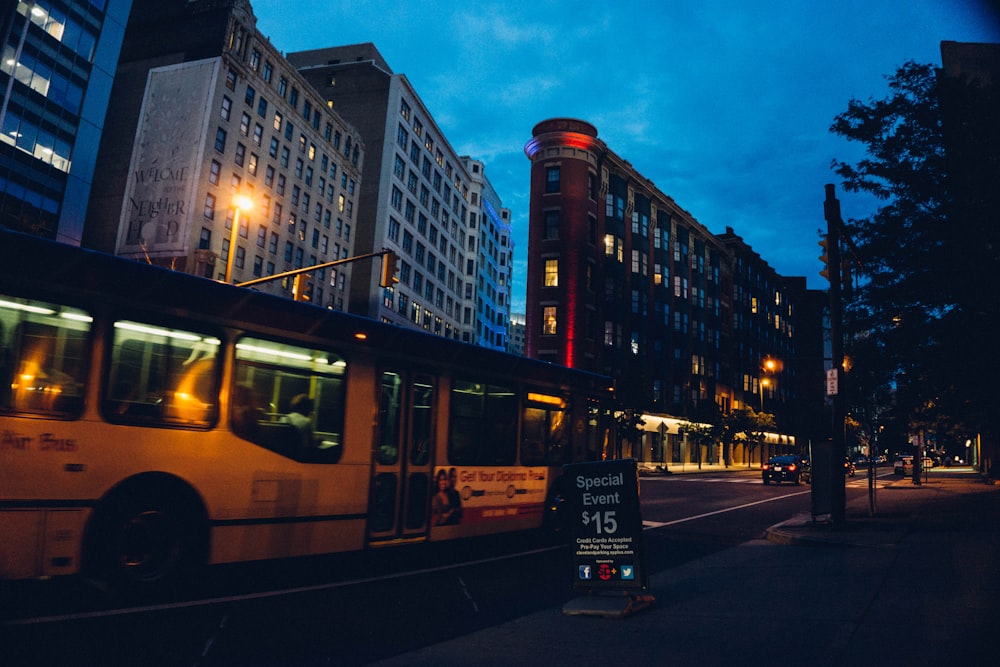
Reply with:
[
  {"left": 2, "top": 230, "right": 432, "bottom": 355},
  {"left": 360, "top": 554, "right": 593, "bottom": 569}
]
[
  {"left": 830, "top": 60, "right": 1000, "bottom": 453},
  {"left": 613, "top": 408, "right": 646, "bottom": 459}
]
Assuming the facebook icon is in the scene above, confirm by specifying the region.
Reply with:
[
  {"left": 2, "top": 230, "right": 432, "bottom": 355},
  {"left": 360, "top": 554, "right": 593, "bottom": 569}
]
[{"left": 579, "top": 565, "right": 592, "bottom": 580}]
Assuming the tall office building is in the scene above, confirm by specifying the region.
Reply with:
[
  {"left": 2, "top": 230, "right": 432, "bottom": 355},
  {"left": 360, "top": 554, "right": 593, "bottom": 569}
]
[
  {"left": 84, "top": 0, "right": 364, "bottom": 308},
  {"left": 524, "top": 118, "right": 805, "bottom": 424},
  {"left": 462, "top": 157, "right": 513, "bottom": 350},
  {"left": 0, "top": 0, "right": 131, "bottom": 244},
  {"left": 507, "top": 312, "right": 526, "bottom": 357},
  {"left": 290, "top": 43, "right": 508, "bottom": 344}
]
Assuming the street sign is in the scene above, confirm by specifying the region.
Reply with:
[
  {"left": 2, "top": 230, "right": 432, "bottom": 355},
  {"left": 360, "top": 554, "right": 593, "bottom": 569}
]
[
  {"left": 826, "top": 368, "right": 838, "bottom": 396},
  {"left": 565, "top": 458, "right": 648, "bottom": 593}
]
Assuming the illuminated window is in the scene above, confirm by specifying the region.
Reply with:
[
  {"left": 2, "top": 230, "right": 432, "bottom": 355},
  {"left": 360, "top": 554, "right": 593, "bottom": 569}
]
[
  {"left": 542, "top": 306, "right": 557, "bottom": 335},
  {"left": 544, "top": 259, "right": 558, "bottom": 287}
]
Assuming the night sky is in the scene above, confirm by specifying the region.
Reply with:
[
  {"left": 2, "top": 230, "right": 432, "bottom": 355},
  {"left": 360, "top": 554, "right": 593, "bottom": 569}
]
[{"left": 251, "top": 0, "right": 1000, "bottom": 311}]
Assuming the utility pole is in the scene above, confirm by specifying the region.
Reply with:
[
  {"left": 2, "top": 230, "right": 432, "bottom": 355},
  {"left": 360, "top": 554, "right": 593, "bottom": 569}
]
[{"left": 823, "top": 184, "right": 846, "bottom": 524}]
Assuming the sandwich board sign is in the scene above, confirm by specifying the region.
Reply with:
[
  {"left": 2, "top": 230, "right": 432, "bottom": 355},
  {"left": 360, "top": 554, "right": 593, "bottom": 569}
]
[{"left": 562, "top": 458, "right": 652, "bottom": 616}]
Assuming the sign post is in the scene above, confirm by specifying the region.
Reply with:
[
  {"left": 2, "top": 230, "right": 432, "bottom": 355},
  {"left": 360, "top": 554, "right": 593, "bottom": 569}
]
[{"left": 562, "top": 459, "right": 654, "bottom": 617}]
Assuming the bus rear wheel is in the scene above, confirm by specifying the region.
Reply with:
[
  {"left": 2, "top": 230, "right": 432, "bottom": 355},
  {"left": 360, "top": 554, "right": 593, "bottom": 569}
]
[{"left": 86, "top": 482, "right": 206, "bottom": 595}]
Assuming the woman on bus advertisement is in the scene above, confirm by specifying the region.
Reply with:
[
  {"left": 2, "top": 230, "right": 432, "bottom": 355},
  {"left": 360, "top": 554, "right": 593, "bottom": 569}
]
[{"left": 433, "top": 466, "right": 549, "bottom": 524}]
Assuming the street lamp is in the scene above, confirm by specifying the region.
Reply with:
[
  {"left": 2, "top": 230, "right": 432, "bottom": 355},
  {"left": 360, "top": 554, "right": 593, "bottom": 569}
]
[{"left": 224, "top": 194, "right": 253, "bottom": 284}]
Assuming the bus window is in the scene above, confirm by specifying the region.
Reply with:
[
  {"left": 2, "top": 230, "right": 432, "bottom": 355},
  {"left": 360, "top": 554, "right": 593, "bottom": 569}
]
[
  {"left": 377, "top": 372, "right": 402, "bottom": 465},
  {"left": 410, "top": 375, "right": 433, "bottom": 466},
  {"left": 0, "top": 295, "right": 90, "bottom": 416},
  {"left": 105, "top": 321, "right": 220, "bottom": 426},
  {"left": 448, "top": 379, "right": 516, "bottom": 465},
  {"left": 586, "top": 398, "right": 604, "bottom": 461},
  {"left": 233, "top": 337, "right": 346, "bottom": 463},
  {"left": 520, "top": 392, "right": 570, "bottom": 466}
]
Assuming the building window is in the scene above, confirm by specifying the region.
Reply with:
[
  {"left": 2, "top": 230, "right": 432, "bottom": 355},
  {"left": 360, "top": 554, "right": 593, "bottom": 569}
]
[
  {"left": 203, "top": 193, "right": 216, "bottom": 219},
  {"left": 544, "top": 211, "right": 559, "bottom": 240},
  {"left": 214, "top": 128, "right": 227, "bottom": 153},
  {"left": 209, "top": 160, "right": 221, "bottom": 185},
  {"left": 545, "top": 166, "right": 560, "bottom": 193},
  {"left": 544, "top": 259, "right": 558, "bottom": 287},
  {"left": 542, "top": 306, "right": 557, "bottom": 335},
  {"left": 220, "top": 96, "right": 232, "bottom": 120}
]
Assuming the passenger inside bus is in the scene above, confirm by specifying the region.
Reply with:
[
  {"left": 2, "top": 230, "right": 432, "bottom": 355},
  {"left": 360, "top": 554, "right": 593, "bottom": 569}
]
[
  {"left": 282, "top": 393, "right": 315, "bottom": 449},
  {"left": 231, "top": 384, "right": 267, "bottom": 440}
]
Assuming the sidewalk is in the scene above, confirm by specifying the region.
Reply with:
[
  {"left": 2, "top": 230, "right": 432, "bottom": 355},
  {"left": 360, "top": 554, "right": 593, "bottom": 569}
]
[{"left": 373, "top": 468, "right": 1000, "bottom": 666}]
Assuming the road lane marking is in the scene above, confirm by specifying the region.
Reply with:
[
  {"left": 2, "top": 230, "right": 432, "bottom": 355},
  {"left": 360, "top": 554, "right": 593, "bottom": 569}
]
[{"left": 643, "top": 489, "right": 811, "bottom": 528}]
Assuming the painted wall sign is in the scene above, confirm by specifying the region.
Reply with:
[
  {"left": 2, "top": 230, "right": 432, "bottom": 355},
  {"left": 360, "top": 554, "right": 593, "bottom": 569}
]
[{"left": 116, "top": 58, "right": 218, "bottom": 259}]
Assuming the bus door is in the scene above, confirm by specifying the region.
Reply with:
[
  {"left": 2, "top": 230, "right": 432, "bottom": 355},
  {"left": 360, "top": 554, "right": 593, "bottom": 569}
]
[{"left": 368, "top": 370, "right": 435, "bottom": 543}]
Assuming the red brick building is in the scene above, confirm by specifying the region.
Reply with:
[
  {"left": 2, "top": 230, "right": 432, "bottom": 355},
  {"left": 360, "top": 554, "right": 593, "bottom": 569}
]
[{"left": 524, "top": 118, "right": 813, "bottom": 446}]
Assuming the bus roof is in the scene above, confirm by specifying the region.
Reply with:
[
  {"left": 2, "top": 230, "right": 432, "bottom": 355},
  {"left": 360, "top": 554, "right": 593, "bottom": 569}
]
[{"left": 1, "top": 228, "right": 613, "bottom": 394}]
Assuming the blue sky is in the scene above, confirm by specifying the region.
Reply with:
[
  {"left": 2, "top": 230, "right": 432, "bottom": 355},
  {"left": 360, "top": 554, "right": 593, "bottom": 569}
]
[{"left": 251, "top": 0, "right": 1000, "bottom": 313}]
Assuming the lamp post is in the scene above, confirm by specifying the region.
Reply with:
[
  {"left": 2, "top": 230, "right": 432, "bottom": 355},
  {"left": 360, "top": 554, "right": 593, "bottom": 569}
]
[
  {"left": 759, "top": 357, "right": 779, "bottom": 413},
  {"left": 224, "top": 194, "right": 253, "bottom": 284}
]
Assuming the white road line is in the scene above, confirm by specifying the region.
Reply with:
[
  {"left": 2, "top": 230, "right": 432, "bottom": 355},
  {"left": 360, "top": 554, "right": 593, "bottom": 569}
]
[{"left": 643, "top": 489, "right": 811, "bottom": 528}]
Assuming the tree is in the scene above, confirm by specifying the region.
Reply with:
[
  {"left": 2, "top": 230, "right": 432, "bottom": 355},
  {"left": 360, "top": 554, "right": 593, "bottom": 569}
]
[
  {"left": 682, "top": 401, "right": 725, "bottom": 468},
  {"left": 829, "top": 60, "right": 1000, "bottom": 459},
  {"left": 719, "top": 407, "right": 744, "bottom": 468},
  {"left": 743, "top": 408, "right": 776, "bottom": 468},
  {"left": 720, "top": 407, "right": 773, "bottom": 467},
  {"left": 613, "top": 408, "right": 646, "bottom": 460}
]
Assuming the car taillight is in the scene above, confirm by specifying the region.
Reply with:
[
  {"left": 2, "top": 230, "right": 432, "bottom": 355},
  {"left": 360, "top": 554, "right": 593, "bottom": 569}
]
[
  {"left": 788, "top": 464, "right": 797, "bottom": 472},
  {"left": 762, "top": 464, "right": 771, "bottom": 470}
]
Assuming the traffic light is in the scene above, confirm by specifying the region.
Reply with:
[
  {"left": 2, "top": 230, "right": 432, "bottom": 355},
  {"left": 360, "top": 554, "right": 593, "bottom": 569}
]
[
  {"left": 818, "top": 236, "right": 830, "bottom": 282},
  {"left": 841, "top": 259, "right": 853, "bottom": 299},
  {"left": 379, "top": 251, "right": 399, "bottom": 288}
]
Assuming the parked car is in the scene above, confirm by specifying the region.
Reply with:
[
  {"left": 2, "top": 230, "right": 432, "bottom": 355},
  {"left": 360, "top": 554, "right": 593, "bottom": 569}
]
[
  {"left": 844, "top": 457, "right": 856, "bottom": 477},
  {"left": 894, "top": 455, "right": 914, "bottom": 475},
  {"left": 762, "top": 455, "right": 803, "bottom": 485}
]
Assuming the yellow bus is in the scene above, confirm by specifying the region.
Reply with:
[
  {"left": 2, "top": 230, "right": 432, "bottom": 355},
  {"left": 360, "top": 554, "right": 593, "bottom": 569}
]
[{"left": 0, "top": 230, "right": 613, "bottom": 593}]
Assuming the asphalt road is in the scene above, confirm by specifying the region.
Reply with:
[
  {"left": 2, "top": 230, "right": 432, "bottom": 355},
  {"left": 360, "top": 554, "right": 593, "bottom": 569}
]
[{"left": 2, "top": 468, "right": 887, "bottom": 666}]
